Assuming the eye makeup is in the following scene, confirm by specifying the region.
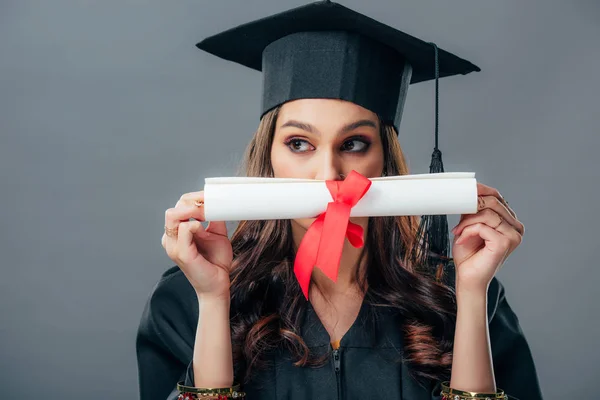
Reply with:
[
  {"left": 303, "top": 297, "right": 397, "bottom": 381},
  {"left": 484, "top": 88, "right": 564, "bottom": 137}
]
[
  {"left": 282, "top": 137, "right": 315, "bottom": 153},
  {"left": 341, "top": 135, "right": 372, "bottom": 153},
  {"left": 282, "top": 135, "right": 372, "bottom": 154}
]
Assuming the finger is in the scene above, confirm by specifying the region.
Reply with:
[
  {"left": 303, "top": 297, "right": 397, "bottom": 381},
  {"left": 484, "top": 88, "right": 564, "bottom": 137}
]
[
  {"left": 163, "top": 227, "right": 179, "bottom": 261},
  {"left": 475, "top": 195, "right": 524, "bottom": 235},
  {"left": 179, "top": 191, "right": 205, "bottom": 202},
  {"left": 163, "top": 214, "right": 180, "bottom": 257},
  {"left": 164, "top": 205, "right": 202, "bottom": 260},
  {"left": 175, "top": 191, "right": 205, "bottom": 209},
  {"left": 453, "top": 208, "right": 501, "bottom": 235},
  {"left": 476, "top": 183, "right": 517, "bottom": 219},
  {"left": 175, "top": 199, "right": 205, "bottom": 211},
  {"left": 206, "top": 221, "right": 228, "bottom": 237},
  {"left": 176, "top": 192, "right": 205, "bottom": 208},
  {"left": 165, "top": 205, "right": 206, "bottom": 229},
  {"left": 176, "top": 193, "right": 224, "bottom": 237},
  {"left": 476, "top": 182, "right": 499, "bottom": 196},
  {"left": 456, "top": 222, "right": 511, "bottom": 253},
  {"left": 495, "top": 218, "right": 523, "bottom": 248},
  {"left": 454, "top": 210, "right": 522, "bottom": 248},
  {"left": 176, "top": 220, "right": 203, "bottom": 264}
]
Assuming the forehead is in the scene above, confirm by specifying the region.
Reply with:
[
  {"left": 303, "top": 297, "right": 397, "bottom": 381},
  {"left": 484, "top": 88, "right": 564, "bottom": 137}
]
[{"left": 276, "top": 99, "right": 379, "bottom": 127}]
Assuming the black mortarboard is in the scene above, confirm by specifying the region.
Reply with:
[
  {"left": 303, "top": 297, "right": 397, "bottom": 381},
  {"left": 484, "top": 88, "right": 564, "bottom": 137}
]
[
  {"left": 196, "top": 0, "right": 479, "bottom": 130},
  {"left": 196, "top": 0, "right": 481, "bottom": 280}
]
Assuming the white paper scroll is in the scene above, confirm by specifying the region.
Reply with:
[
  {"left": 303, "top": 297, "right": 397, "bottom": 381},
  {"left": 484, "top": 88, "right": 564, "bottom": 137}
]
[{"left": 203, "top": 172, "right": 478, "bottom": 221}]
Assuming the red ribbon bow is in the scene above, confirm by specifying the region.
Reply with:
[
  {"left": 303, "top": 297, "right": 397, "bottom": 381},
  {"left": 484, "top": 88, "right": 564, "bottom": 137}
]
[{"left": 293, "top": 170, "right": 372, "bottom": 299}]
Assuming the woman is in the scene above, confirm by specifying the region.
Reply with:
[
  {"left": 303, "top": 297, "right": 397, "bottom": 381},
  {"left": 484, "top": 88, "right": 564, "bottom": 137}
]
[{"left": 136, "top": 2, "right": 543, "bottom": 399}]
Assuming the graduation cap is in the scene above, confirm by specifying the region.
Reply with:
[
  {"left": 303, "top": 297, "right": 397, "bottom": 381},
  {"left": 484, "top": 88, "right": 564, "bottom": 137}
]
[{"left": 196, "top": 0, "right": 480, "bottom": 279}]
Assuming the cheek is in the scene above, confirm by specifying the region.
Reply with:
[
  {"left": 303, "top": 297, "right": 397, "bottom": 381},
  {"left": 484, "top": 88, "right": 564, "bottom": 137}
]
[
  {"left": 271, "top": 144, "right": 310, "bottom": 178},
  {"left": 270, "top": 144, "right": 285, "bottom": 175},
  {"left": 352, "top": 147, "right": 385, "bottom": 177},
  {"left": 360, "top": 159, "right": 384, "bottom": 176}
]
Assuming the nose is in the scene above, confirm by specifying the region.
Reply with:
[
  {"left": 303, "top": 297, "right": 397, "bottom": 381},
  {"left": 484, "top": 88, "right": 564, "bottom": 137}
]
[{"left": 313, "top": 150, "right": 344, "bottom": 181}]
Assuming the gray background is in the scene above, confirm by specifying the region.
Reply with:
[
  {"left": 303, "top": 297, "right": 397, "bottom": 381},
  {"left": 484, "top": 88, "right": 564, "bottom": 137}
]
[{"left": 1, "top": 0, "right": 598, "bottom": 399}]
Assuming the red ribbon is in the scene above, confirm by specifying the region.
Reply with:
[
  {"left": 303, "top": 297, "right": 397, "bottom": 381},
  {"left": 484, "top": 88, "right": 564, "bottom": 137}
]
[{"left": 293, "top": 170, "right": 372, "bottom": 299}]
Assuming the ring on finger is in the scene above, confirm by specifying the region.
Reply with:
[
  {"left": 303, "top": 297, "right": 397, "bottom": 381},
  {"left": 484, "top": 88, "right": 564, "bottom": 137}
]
[
  {"left": 194, "top": 200, "right": 204, "bottom": 207},
  {"left": 165, "top": 225, "right": 179, "bottom": 238}
]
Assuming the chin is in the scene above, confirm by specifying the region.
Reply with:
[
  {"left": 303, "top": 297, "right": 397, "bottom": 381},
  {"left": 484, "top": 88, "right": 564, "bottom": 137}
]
[{"left": 292, "top": 217, "right": 317, "bottom": 231}]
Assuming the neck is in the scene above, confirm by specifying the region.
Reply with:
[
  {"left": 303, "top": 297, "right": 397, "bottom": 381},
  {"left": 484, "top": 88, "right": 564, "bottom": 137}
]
[{"left": 291, "top": 218, "right": 369, "bottom": 298}]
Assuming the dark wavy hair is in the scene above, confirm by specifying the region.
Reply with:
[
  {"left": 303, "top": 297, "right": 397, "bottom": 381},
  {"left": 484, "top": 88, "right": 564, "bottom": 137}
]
[{"left": 228, "top": 106, "right": 457, "bottom": 384}]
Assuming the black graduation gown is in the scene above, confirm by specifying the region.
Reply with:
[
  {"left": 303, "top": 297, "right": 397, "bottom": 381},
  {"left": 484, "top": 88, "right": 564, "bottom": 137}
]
[{"left": 136, "top": 266, "right": 543, "bottom": 400}]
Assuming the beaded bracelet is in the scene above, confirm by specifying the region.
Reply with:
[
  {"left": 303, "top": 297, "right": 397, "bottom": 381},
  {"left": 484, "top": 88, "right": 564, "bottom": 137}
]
[
  {"left": 440, "top": 381, "right": 507, "bottom": 400},
  {"left": 176, "top": 381, "right": 246, "bottom": 399}
]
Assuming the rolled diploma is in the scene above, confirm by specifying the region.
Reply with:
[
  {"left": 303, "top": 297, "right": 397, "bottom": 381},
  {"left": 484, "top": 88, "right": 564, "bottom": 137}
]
[{"left": 203, "top": 172, "right": 478, "bottom": 221}]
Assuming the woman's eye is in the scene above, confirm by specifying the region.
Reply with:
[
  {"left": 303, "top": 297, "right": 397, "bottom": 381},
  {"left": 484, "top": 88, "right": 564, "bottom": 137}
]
[
  {"left": 284, "top": 137, "right": 370, "bottom": 153},
  {"left": 342, "top": 139, "right": 369, "bottom": 152},
  {"left": 286, "top": 139, "right": 314, "bottom": 153}
]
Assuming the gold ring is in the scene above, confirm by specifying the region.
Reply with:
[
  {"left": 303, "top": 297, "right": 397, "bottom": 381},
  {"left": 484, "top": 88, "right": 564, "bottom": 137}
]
[
  {"left": 194, "top": 200, "right": 204, "bottom": 207},
  {"left": 164, "top": 225, "right": 178, "bottom": 238}
]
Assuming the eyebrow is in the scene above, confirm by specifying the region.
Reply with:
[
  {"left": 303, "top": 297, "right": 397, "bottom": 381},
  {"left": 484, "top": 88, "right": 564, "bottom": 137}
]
[{"left": 280, "top": 119, "right": 377, "bottom": 135}]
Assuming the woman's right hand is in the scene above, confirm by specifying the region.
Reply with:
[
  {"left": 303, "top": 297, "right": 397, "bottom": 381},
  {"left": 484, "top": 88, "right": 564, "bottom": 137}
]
[{"left": 162, "top": 191, "right": 233, "bottom": 299}]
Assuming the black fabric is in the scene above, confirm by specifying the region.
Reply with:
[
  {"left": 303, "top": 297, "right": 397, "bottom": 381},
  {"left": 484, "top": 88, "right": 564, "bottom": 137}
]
[
  {"left": 136, "top": 266, "right": 544, "bottom": 400},
  {"left": 261, "top": 31, "right": 410, "bottom": 126},
  {"left": 195, "top": 1, "right": 480, "bottom": 126}
]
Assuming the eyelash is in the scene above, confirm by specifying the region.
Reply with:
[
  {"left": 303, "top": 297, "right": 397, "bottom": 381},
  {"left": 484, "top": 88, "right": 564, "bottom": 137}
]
[{"left": 283, "top": 136, "right": 372, "bottom": 153}]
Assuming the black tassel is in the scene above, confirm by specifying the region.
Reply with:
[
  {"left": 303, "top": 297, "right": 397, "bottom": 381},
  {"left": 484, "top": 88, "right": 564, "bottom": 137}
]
[{"left": 410, "top": 43, "right": 453, "bottom": 283}]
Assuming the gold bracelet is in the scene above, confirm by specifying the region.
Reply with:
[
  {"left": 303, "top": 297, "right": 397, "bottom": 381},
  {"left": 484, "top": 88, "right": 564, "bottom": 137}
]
[
  {"left": 176, "top": 381, "right": 246, "bottom": 399},
  {"left": 178, "top": 394, "right": 246, "bottom": 400},
  {"left": 440, "top": 381, "right": 507, "bottom": 400}
]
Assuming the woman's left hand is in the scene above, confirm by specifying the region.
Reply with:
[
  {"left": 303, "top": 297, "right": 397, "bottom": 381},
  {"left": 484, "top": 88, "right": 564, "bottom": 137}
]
[{"left": 451, "top": 182, "right": 525, "bottom": 293}]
